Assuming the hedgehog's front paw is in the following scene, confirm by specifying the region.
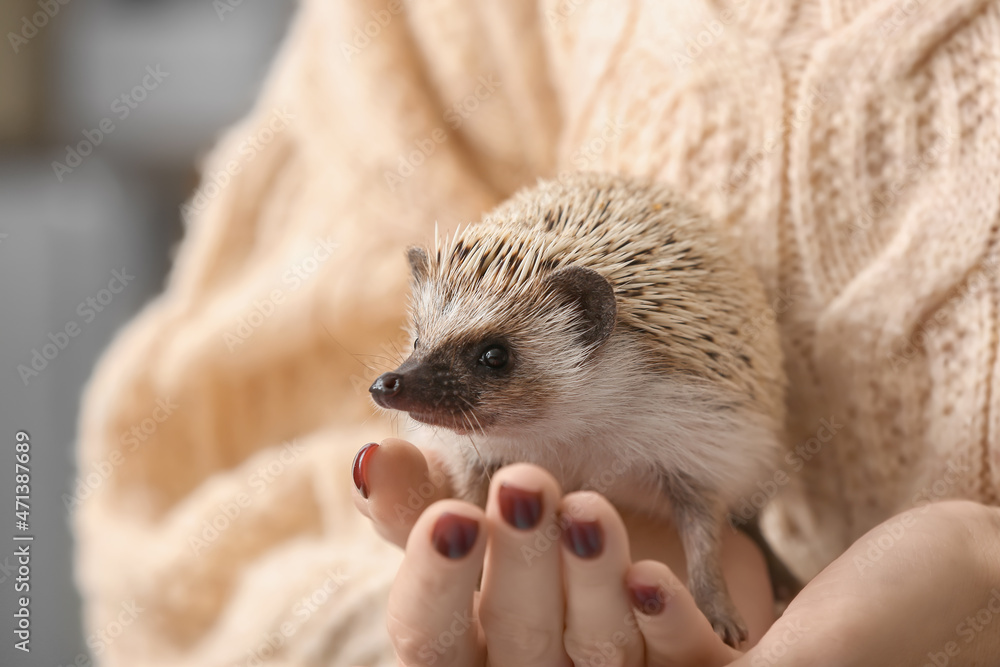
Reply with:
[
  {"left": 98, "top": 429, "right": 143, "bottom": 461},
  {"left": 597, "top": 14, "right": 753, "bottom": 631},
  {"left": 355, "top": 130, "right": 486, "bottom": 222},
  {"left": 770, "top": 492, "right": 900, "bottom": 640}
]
[
  {"left": 701, "top": 596, "right": 748, "bottom": 648},
  {"left": 687, "top": 555, "right": 749, "bottom": 648}
]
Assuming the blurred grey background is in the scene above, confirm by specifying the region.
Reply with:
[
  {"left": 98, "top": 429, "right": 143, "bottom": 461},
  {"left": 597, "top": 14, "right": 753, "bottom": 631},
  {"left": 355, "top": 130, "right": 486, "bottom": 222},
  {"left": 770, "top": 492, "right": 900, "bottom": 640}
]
[{"left": 0, "top": 1, "right": 297, "bottom": 664}]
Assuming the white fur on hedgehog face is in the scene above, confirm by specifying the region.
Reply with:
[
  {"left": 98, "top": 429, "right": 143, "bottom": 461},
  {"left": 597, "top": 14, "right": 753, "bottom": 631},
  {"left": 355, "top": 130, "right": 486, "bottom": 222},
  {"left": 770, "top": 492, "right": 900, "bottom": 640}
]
[{"left": 399, "top": 276, "right": 599, "bottom": 434}]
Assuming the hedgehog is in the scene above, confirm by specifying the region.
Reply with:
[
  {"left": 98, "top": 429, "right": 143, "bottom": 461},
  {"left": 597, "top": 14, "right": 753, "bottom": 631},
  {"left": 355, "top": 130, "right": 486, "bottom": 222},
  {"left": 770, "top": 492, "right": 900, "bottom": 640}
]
[{"left": 369, "top": 172, "right": 788, "bottom": 646}]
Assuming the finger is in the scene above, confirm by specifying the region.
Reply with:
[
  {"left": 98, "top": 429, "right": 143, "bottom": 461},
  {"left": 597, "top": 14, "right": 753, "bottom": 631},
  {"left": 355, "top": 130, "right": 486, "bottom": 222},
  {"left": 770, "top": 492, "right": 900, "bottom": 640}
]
[
  {"left": 350, "top": 442, "right": 378, "bottom": 519},
  {"left": 478, "top": 464, "right": 568, "bottom": 667},
  {"left": 351, "top": 438, "right": 453, "bottom": 547},
  {"left": 560, "top": 491, "right": 644, "bottom": 667},
  {"left": 626, "top": 560, "right": 742, "bottom": 667},
  {"left": 387, "top": 500, "right": 486, "bottom": 667}
]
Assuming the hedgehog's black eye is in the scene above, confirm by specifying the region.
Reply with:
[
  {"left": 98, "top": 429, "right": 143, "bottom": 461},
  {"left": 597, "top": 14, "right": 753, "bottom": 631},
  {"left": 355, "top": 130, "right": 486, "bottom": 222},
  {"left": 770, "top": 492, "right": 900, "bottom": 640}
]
[
  {"left": 479, "top": 345, "right": 508, "bottom": 369},
  {"left": 413, "top": 337, "right": 419, "bottom": 350}
]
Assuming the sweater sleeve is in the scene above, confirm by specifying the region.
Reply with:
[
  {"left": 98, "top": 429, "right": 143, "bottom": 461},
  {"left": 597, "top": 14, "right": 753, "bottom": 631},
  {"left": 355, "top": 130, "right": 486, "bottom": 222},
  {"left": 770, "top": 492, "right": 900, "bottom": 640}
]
[{"left": 73, "top": 1, "right": 559, "bottom": 665}]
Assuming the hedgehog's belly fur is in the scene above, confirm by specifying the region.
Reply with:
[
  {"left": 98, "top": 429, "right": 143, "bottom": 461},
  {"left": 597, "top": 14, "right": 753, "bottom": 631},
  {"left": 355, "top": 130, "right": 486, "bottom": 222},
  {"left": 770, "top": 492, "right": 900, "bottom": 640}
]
[{"left": 422, "top": 372, "right": 782, "bottom": 516}]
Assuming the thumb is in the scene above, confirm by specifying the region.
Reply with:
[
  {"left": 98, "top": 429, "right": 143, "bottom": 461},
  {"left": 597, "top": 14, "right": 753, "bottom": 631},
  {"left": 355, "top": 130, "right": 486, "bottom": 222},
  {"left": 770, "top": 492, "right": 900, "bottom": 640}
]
[{"left": 351, "top": 438, "right": 454, "bottom": 547}]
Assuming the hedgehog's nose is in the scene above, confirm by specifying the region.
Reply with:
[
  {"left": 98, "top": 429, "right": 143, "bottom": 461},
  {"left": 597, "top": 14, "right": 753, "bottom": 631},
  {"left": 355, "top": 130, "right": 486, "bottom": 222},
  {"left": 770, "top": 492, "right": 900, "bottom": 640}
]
[{"left": 370, "top": 372, "right": 403, "bottom": 400}]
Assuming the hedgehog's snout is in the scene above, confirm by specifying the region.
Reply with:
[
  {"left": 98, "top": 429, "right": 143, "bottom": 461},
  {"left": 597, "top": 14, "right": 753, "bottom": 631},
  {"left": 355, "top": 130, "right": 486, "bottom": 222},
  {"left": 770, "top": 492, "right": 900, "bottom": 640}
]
[
  {"left": 369, "top": 357, "right": 476, "bottom": 429},
  {"left": 369, "top": 357, "right": 445, "bottom": 413},
  {"left": 369, "top": 371, "right": 403, "bottom": 408}
]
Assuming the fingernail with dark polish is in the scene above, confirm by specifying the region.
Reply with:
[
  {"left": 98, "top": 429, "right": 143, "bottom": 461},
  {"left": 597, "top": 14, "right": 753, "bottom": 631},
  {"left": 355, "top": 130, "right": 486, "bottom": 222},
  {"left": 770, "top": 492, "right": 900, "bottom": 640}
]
[
  {"left": 352, "top": 442, "right": 378, "bottom": 499},
  {"left": 431, "top": 513, "right": 480, "bottom": 559},
  {"left": 562, "top": 518, "right": 604, "bottom": 559},
  {"left": 498, "top": 484, "right": 543, "bottom": 530},
  {"left": 629, "top": 584, "right": 666, "bottom": 615}
]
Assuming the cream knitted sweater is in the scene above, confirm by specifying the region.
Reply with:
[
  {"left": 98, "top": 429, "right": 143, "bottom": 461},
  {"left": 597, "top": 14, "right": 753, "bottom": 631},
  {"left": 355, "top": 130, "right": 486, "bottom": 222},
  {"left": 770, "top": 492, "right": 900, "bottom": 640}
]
[{"left": 74, "top": 0, "right": 1000, "bottom": 665}]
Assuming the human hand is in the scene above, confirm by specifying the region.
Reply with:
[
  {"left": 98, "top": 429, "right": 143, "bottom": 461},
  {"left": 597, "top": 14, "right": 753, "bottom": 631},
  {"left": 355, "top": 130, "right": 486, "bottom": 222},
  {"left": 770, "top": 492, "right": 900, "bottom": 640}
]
[
  {"left": 350, "top": 438, "right": 775, "bottom": 666},
  {"left": 723, "top": 499, "right": 1000, "bottom": 667},
  {"left": 352, "top": 440, "right": 1000, "bottom": 666}
]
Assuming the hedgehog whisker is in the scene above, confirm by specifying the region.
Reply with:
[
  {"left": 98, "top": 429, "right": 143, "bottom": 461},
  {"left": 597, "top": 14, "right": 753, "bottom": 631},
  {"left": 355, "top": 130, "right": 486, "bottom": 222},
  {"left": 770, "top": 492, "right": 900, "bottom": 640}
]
[
  {"left": 458, "top": 407, "right": 474, "bottom": 435},
  {"left": 457, "top": 406, "right": 476, "bottom": 437},
  {"left": 458, "top": 396, "right": 486, "bottom": 437},
  {"left": 386, "top": 337, "right": 406, "bottom": 363},
  {"left": 316, "top": 320, "right": 386, "bottom": 372},
  {"left": 359, "top": 408, "right": 380, "bottom": 429},
  {"left": 467, "top": 435, "right": 490, "bottom": 485},
  {"left": 456, "top": 396, "right": 475, "bottom": 428},
  {"left": 457, "top": 405, "right": 490, "bottom": 484},
  {"left": 352, "top": 353, "right": 398, "bottom": 365},
  {"left": 470, "top": 411, "right": 486, "bottom": 438}
]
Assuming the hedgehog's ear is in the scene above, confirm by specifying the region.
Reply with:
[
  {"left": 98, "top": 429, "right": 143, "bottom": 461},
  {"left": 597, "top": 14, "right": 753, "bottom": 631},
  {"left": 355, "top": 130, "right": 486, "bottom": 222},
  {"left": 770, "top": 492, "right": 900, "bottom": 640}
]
[
  {"left": 407, "top": 246, "right": 430, "bottom": 282},
  {"left": 544, "top": 266, "right": 617, "bottom": 349}
]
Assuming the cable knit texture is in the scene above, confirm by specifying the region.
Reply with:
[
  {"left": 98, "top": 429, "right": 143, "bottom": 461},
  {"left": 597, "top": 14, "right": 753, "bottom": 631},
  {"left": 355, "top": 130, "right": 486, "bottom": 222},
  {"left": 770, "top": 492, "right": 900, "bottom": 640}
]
[{"left": 74, "top": 0, "right": 1000, "bottom": 665}]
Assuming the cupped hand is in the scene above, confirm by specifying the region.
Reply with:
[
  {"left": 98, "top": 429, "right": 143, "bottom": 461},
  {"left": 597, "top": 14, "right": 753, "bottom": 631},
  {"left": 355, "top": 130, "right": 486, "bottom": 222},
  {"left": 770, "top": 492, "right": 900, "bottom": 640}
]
[
  {"left": 351, "top": 438, "right": 775, "bottom": 666},
  {"left": 725, "top": 498, "right": 1000, "bottom": 667}
]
